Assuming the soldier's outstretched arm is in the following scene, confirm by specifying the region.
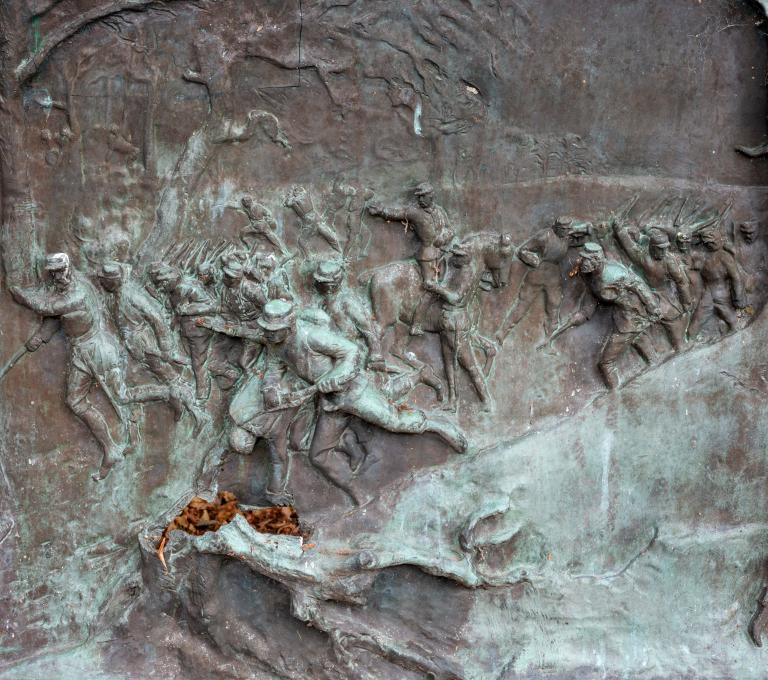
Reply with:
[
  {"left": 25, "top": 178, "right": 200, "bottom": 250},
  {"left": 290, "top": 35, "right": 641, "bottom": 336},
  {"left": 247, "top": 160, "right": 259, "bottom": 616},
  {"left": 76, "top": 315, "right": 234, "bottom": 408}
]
[
  {"left": 572, "top": 290, "right": 598, "bottom": 325},
  {"left": 369, "top": 202, "right": 409, "bottom": 223},
  {"left": 195, "top": 317, "right": 263, "bottom": 341},
  {"left": 517, "top": 231, "right": 549, "bottom": 267},
  {"left": 176, "top": 283, "right": 219, "bottom": 316},
  {"left": 26, "top": 316, "right": 61, "bottom": 351},
  {"left": 428, "top": 264, "right": 475, "bottom": 306},
  {"left": 10, "top": 284, "right": 78, "bottom": 316},
  {"left": 537, "top": 291, "right": 595, "bottom": 350},
  {"left": 178, "top": 300, "right": 217, "bottom": 315},
  {"left": 425, "top": 280, "right": 461, "bottom": 305},
  {"left": 309, "top": 329, "right": 359, "bottom": 391},
  {"left": 627, "top": 274, "right": 661, "bottom": 317},
  {"left": 613, "top": 222, "right": 644, "bottom": 265}
]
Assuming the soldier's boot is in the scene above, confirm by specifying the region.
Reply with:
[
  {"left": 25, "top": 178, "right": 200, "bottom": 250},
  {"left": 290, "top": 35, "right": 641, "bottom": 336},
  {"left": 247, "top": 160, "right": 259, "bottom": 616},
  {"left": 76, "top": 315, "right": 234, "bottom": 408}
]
[
  {"left": 599, "top": 362, "right": 620, "bottom": 390},
  {"left": 171, "top": 381, "right": 210, "bottom": 436},
  {"left": 409, "top": 288, "right": 434, "bottom": 336},
  {"left": 402, "top": 352, "right": 444, "bottom": 402},
  {"left": 265, "top": 444, "right": 294, "bottom": 506},
  {"left": 338, "top": 429, "right": 368, "bottom": 474},
  {"left": 265, "top": 489, "right": 295, "bottom": 507},
  {"left": 424, "top": 417, "right": 467, "bottom": 453},
  {"left": 81, "top": 406, "right": 128, "bottom": 481},
  {"left": 419, "top": 363, "right": 445, "bottom": 402}
]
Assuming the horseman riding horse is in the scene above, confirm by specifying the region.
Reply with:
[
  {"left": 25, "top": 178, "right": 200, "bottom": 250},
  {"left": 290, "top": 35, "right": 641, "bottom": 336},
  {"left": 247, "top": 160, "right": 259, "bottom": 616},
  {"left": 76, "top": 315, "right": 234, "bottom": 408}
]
[{"left": 362, "top": 230, "right": 516, "bottom": 409}]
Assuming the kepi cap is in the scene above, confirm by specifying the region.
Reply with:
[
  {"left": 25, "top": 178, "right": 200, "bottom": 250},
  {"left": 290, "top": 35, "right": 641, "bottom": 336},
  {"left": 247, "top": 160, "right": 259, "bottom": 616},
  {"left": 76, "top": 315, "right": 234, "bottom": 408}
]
[
  {"left": 99, "top": 261, "right": 123, "bottom": 279},
  {"left": 153, "top": 264, "right": 179, "bottom": 282},
  {"left": 580, "top": 242, "right": 604, "bottom": 257},
  {"left": 45, "top": 252, "right": 69, "bottom": 271},
  {"left": 222, "top": 257, "right": 244, "bottom": 278},
  {"left": 648, "top": 229, "right": 670, "bottom": 248},
  {"left": 314, "top": 260, "right": 344, "bottom": 284},
  {"left": 258, "top": 299, "right": 296, "bottom": 331}
]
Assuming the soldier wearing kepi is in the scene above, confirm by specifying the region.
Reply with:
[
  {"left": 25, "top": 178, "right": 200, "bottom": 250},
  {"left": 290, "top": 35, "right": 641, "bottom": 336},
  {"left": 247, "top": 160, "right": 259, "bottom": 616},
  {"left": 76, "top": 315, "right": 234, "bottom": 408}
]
[
  {"left": 497, "top": 216, "right": 581, "bottom": 343},
  {"left": 367, "top": 182, "right": 455, "bottom": 336},
  {"left": 732, "top": 221, "right": 767, "bottom": 310},
  {"left": 285, "top": 184, "right": 342, "bottom": 255},
  {"left": 313, "top": 260, "right": 385, "bottom": 369},
  {"left": 219, "top": 255, "right": 268, "bottom": 370},
  {"left": 567, "top": 243, "right": 662, "bottom": 389},
  {"left": 257, "top": 299, "right": 467, "bottom": 505},
  {"left": 11, "top": 253, "right": 162, "bottom": 479},
  {"left": 613, "top": 223, "right": 693, "bottom": 351},
  {"left": 150, "top": 263, "right": 220, "bottom": 400},
  {"left": 688, "top": 224, "right": 746, "bottom": 338},
  {"left": 426, "top": 244, "right": 493, "bottom": 411},
  {"left": 98, "top": 262, "right": 209, "bottom": 435}
]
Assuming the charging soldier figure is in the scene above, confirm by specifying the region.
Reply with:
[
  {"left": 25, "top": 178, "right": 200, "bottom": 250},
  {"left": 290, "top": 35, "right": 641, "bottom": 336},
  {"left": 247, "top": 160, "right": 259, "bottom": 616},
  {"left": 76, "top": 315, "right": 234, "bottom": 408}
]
[
  {"left": 367, "top": 182, "right": 455, "bottom": 336},
  {"left": 497, "top": 216, "right": 585, "bottom": 343},
  {"left": 313, "top": 260, "right": 386, "bottom": 369},
  {"left": 688, "top": 225, "right": 746, "bottom": 338},
  {"left": 11, "top": 253, "right": 166, "bottom": 479},
  {"left": 98, "top": 262, "right": 209, "bottom": 435},
  {"left": 219, "top": 256, "right": 268, "bottom": 370},
  {"left": 732, "top": 221, "right": 766, "bottom": 309},
  {"left": 613, "top": 223, "right": 693, "bottom": 351},
  {"left": 426, "top": 244, "right": 493, "bottom": 411},
  {"left": 150, "top": 264, "right": 220, "bottom": 400},
  {"left": 567, "top": 243, "right": 662, "bottom": 389},
  {"left": 285, "top": 184, "right": 342, "bottom": 255},
  {"left": 257, "top": 300, "right": 467, "bottom": 505},
  {"left": 215, "top": 318, "right": 311, "bottom": 507},
  {"left": 313, "top": 260, "right": 445, "bottom": 414}
]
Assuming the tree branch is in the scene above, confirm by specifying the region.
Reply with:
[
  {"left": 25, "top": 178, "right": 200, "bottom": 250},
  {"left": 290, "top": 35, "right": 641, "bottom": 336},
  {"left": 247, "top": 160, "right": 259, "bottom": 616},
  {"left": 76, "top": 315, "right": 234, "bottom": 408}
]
[{"left": 14, "top": 0, "right": 183, "bottom": 85}]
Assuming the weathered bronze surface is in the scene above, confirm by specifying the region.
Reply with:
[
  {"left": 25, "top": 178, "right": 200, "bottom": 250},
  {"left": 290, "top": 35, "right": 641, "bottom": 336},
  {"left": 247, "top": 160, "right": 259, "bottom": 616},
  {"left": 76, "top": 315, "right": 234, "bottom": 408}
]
[{"left": 2, "top": 1, "right": 768, "bottom": 678}]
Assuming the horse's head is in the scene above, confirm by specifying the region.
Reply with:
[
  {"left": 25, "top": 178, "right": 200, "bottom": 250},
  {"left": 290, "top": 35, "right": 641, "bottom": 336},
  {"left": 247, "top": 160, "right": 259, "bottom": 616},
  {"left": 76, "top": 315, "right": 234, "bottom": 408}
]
[{"left": 482, "top": 232, "right": 515, "bottom": 287}]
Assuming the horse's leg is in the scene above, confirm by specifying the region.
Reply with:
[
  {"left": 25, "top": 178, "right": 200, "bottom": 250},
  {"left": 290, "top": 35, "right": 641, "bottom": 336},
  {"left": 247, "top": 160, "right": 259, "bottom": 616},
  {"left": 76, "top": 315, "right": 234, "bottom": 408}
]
[
  {"left": 369, "top": 275, "right": 399, "bottom": 358},
  {"left": 390, "top": 322, "right": 412, "bottom": 360}
]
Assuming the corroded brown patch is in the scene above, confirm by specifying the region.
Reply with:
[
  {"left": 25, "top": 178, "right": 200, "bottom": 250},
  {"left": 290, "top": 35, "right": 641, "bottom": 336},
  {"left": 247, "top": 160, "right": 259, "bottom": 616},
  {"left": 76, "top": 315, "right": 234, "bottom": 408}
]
[{"left": 157, "top": 492, "right": 305, "bottom": 570}]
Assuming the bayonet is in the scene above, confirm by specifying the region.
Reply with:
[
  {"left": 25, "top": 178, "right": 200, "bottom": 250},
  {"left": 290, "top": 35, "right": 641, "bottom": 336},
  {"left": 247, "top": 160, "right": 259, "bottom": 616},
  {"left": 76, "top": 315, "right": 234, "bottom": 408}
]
[{"left": 0, "top": 345, "right": 29, "bottom": 383}]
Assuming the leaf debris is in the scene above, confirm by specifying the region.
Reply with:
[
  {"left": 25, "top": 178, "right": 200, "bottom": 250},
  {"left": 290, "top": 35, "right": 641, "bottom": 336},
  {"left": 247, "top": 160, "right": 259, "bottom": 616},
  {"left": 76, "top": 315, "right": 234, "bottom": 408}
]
[{"left": 156, "top": 491, "right": 305, "bottom": 570}]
